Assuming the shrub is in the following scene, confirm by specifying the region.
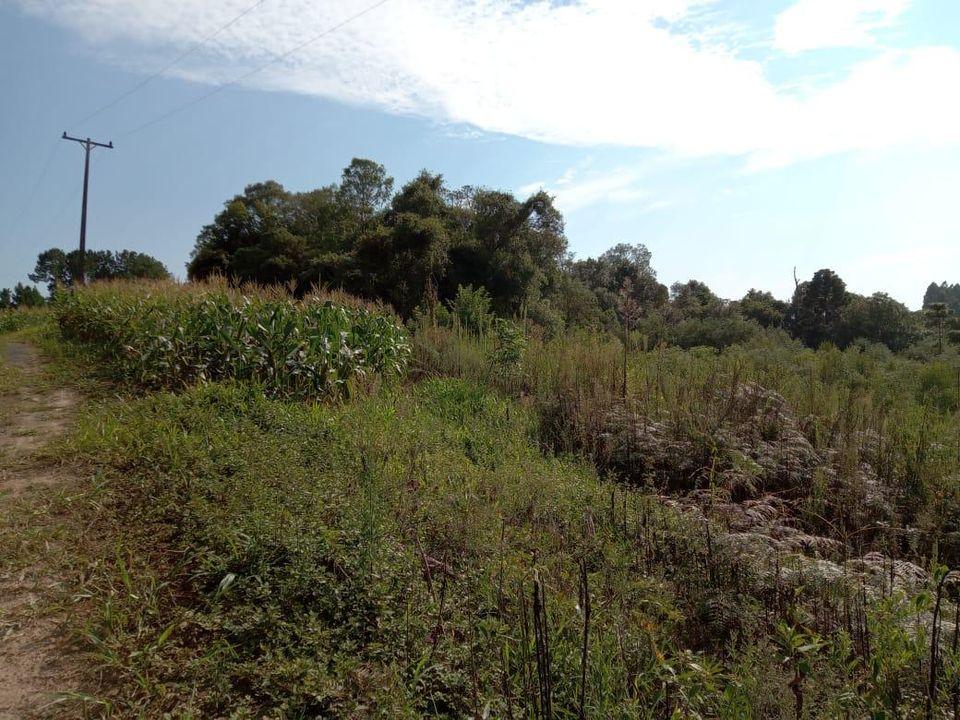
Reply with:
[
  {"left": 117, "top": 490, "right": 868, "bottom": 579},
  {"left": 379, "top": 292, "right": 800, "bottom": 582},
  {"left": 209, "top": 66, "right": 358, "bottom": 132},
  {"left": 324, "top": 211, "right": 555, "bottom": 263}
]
[{"left": 448, "top": 284, "right": 493, "bottom": 335}]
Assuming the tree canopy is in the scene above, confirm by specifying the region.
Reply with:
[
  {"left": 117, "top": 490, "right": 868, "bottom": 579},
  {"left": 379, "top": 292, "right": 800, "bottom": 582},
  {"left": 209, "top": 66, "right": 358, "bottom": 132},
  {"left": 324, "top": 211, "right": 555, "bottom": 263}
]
[
  {"left": 30, "top": 248, "right": 170, "bottom": 293},
  {"left": 184, "top": 159, "right": 941, "bottom": 355},
  {"left": 188, "top": 160, "right": 568, "bottom": 318},
  {"left": 0, "top": 283, "right": 44, "bottom": 308}
]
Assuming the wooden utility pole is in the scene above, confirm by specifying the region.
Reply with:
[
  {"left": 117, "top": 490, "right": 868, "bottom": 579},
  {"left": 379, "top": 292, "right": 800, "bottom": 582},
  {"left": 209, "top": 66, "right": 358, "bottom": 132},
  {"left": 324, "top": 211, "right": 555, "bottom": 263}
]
[{"left": 61, "top": 132, "right": 113, "bottom": 285}]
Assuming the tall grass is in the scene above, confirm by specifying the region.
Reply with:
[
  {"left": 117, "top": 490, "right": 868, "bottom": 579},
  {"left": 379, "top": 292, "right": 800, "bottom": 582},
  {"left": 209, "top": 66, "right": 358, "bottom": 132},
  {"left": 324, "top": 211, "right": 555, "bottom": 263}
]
[
  {"left": 28, "top": 284, "right": 960, "bottom": 716},
  {"left": 413, "top": 323, "right": 960, "bottom": 561},
  {"left": 0, "top": 306, "right": 51, "bottom": 335},
  {"left": 55, "top": 281, "right": 410, "bottom": 400}
]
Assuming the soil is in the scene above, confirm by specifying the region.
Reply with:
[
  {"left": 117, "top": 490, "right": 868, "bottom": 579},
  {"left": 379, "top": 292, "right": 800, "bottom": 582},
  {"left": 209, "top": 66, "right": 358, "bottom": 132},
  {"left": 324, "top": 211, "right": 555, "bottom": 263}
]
[{"left": 0, "top": 342, "right": 82, "bottom": 719}]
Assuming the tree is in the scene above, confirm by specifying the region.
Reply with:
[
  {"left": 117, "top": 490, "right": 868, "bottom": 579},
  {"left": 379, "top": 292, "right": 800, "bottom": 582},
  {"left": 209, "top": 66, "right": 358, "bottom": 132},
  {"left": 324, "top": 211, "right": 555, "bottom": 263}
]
[
  {"left": 570, "top": 243, "right": 667, "bottom": 318},
  {"left": 923, "top": 282, "right": 960, "bottom": 314},
  {"left": 12, "top": 283, "right": 44, "bottom": 307},
  {"left": 670, "top": 280, "right": 721, "bottom": 318},
  {"left": 788, "top": 269, "right": 849, "bottom": 348},
  {"left": 188, "top": 181, "right": 297, "bottom": 283},
  {"left": 111, "top": 250, "right": 169, "bottom": 281},
  {"left": 354, "top": 212, "right": 450, "bottom": 317},
  {"left": 186, "top": 161, "right": 573, "bottom": 318},
  {"left": 446, "top": 188, "right": 567, "bottom": 315},
  {"left": 337, "top": 158, "right": 394, "bottom": 219},
  {"left": 837, "top": 292, "right": 920, "bottom": 352},
  {"left": 0, "top": 288, "right": 12, "bottom": 309},
  {"left": 31, "top": 247, "right": 168, "bottom": 292},
  {"left": 738, "top": 289, "right": 788, "bottom": 329},
  {"left": 924, "top": 302, "right": 950, "bottom": 354}
]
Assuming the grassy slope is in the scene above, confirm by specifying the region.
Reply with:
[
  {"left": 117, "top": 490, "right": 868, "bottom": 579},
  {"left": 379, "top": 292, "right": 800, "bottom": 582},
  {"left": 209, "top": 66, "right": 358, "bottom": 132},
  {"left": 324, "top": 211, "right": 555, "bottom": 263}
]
[
  {"left": 62, "top": 378, "right": 751, "bottom": 717},
  {"left": 5, "top": 299, "right": 959, "bottom": 717}
]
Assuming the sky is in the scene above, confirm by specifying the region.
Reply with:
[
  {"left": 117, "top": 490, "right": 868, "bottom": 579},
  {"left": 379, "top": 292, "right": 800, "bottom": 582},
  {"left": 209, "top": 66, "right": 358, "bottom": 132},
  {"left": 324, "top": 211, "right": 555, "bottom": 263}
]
[{"left": 1, "top": 0, "right": 959, "bottom": 308}]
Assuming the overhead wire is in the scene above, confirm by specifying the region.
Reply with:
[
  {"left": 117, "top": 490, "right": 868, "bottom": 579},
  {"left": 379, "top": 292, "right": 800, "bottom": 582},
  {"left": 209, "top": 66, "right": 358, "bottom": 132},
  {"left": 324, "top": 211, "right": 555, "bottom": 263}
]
[
  {"left": 8, "top": 2, "right": 275, "bottom": 250},
  {"left": 118, "top": 0, "right": 392, "bottom": 139},
  {"left": 68, "top": 0, "right": 272, "bottom": 131},
  {"left": 6, "top": 142, "right": 61, "bottom": 239}
]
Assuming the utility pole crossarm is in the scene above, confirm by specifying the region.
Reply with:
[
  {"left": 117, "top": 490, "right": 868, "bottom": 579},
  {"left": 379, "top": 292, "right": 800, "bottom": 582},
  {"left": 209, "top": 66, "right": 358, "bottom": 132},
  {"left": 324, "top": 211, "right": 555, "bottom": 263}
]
[
  {"left": 61, "top": 131, "right": 114, "bottom": 285},
  {"left": 62, "top": 132, "right": 114, "bottom": 149}
]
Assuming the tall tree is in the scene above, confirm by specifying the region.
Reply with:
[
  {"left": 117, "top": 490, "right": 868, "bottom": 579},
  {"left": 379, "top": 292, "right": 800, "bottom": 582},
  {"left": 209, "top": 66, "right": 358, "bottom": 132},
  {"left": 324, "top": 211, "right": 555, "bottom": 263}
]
[
  {"left": 788, "top": 269, "right": 849, "bottom": 348},
  {"left": 837, "top": 292, "right": 920, "bottom": 351},
  {"left": 188, "top": 181, "right": 296, "bottom": 283},
  {"left": 570, "top": 243, "right": 667, "bottom": 317},
  {"left": 924, "top": 302, "right": 950, "bottom": 354},
  {"left": 337, "top": 158, "right": 394, "bottom": 219},
  {"left": 923, "top": 282, "right": 960, "bottom": 313},
  {"left": 12, "top": 283, "right": 44, "bottom": 307},
  {"left": 0, "top": 288, "right": 12, "bottom": 309},
  {"left": 738, "top": 289, "right": 788, "bottom": 329}
]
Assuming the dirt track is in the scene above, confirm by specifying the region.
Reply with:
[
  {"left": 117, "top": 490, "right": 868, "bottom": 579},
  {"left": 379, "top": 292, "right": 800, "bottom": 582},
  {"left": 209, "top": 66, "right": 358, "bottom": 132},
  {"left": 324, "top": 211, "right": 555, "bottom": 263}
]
[{"left": 0, "top": 342, "right": 81, "bottom": 719}]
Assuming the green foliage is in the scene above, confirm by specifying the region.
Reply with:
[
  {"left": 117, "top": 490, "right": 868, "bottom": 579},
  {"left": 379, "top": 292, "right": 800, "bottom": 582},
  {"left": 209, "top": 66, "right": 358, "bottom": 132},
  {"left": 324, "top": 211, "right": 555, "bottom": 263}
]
[
  {"left": 183, "top": 160, "right": 941, "bottom": 356},
  {"left": 917, "top": 363, "right": 960, "bottom": 412},
  {"left": 489, "top": 317, "right": 526, "bottom": 374},
  {"left": 0, "top": 306, "right": 50, "bottom": 334},
  {"left": 62, "top": 379, "right": 720, "bottom": 717},
  {"left": 30, "top": 247, "right": 169, "bottom": 292},
  {"left": 11, "top": 282, "right": 44, "bottom": 307},
  {"left": 788, "top": 268, "right": 849, "bottom": 348},
  {"left": 53, "top": 350, "right": 960, "bottom": 717},
  {"left": 570, "top": 243, "right": 668, "bottom": 323},
  {"left": 838, "top": 292, "right": 920, "bottom": 352},
  {"left": 924, "top": 302, "right": 953, "bottom": 355},
  {"left": 19, "top": 275, "right": 960, "bottom": 717},
  {"left": 924, "top": 281, "right": 960, "bottom": 314},
  {"left": 448, "top": 284, "right": 493, "bottom": 335},
  {"left": 738, "top": 288, "right": 788, "bottom": 329},
  {"left": 188, "top": 165, "right": 568, "bottom": 321},
  {"left": 55, "top": 281, "right": 410, "bottom": 400}
]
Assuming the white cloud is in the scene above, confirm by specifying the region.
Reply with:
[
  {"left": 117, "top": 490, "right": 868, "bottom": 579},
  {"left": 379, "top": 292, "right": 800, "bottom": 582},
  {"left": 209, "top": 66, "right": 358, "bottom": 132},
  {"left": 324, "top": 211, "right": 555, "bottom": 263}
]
[
  {"left": 19, "top": 0, "right": 960, "bottom": 168},
  {"left": 774, "top": 0, "right": 911, "bottom": 54},
  {"left": 518, "top": 165, "right": 657, "bottom": 213}
]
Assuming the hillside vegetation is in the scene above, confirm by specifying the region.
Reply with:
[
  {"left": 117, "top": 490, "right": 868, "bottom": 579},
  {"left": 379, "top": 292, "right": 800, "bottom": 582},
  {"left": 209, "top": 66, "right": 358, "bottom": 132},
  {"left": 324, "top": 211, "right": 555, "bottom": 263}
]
[{"left": 2, "top": 280, "right": 959, "bottom": 718}]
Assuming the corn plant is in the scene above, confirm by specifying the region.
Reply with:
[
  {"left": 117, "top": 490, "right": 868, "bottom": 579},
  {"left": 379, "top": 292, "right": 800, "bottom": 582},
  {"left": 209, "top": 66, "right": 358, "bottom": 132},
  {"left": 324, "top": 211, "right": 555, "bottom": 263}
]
[{"left": 54, "top": 281, "right": 410, "bottom": 400}]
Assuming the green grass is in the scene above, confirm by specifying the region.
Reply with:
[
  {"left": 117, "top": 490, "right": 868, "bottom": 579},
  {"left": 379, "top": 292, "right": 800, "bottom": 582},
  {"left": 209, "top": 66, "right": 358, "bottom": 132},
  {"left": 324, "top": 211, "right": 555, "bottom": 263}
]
[
  {"left": 45, "top": 373, "right": 952, "bottom": 717},
  {"left": 6, "top": 285, "right": 960, "bottom": 716},
  {"left": 0, "top": 306, "right": 51, "bottom": 335},
  {"left": 53, "top": 379, "right": 741, "bottom": 717}
]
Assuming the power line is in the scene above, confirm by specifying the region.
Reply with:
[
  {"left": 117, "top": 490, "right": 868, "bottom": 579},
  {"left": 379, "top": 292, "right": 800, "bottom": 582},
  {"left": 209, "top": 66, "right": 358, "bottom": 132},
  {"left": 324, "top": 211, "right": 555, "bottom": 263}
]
[
  {"left": 119, "top": 0, "right": 392, "bottom": 139},
  {"left": 69, "top": 0, "right": 271, "bottom": 130},
  {"left": 7, "top": 142, "right": 60, "bottom": 239}
]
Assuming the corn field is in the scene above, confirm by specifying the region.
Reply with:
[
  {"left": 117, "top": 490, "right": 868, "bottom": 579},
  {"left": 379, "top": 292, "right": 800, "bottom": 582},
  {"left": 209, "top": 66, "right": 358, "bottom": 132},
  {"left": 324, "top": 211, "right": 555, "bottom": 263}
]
[{"left": 55, "top": 281, "right": 410, "bottom": 399}]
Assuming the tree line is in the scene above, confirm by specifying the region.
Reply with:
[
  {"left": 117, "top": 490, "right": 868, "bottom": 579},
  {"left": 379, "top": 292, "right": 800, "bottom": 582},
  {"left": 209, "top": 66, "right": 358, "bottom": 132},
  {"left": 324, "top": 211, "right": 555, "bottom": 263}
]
[
  {"left": 187, "top": 158, "right": 949, "bottom": 354},
  {"left": 3, "top": 157, "right": 955, "bottom": 357},
  {"left": 1, "top": 249, "right": 169, "bottom": 309}
]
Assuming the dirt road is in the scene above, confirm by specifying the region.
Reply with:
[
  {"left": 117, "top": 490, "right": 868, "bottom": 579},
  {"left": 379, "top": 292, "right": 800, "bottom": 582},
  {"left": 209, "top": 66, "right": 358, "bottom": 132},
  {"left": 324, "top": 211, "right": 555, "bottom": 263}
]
[{"left": 0, "top": 341, "right": 81, "bottom": 719}]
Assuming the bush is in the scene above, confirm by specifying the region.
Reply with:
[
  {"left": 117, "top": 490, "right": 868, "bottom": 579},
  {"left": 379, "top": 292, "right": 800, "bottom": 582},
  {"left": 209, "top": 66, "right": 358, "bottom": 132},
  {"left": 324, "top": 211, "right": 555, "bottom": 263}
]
[{"left": 448, "top": 284, "right": 493, "bottom": 335}]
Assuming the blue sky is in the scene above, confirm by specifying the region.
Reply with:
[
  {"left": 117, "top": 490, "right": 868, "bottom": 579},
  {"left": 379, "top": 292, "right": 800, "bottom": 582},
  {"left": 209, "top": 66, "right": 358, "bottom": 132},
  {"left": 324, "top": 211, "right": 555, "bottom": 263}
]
[{"left": 2, "top": 0, "right": 959, "bottom": 307}]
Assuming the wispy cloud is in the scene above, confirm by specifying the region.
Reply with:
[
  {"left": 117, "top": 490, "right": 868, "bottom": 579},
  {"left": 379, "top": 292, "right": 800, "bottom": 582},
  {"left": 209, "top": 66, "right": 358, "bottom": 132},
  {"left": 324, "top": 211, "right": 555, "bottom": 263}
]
[
  {"left": 774, "top": 0, "right": 911, "bottom": 54},
  {"left": 518, "top": 165, "right": 667, "bottom": 214},
  {"left": 18, "top": 0, "right": 960, "bottom": 168}
]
